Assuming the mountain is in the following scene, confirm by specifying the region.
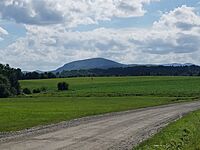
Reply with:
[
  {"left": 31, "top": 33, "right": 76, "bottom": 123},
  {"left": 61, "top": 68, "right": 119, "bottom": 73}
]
[
  {"left": 53, "top": 58, "right": 126, "bottom": 73},
  {"left": 52, "top": 57, "right": 198, "bottom": 73},
  {"left": 162, "top": 63, "right": 195, "bottom": 67},
  {"left": 34, "top": 70, "right": 44, "bottom": 73}
]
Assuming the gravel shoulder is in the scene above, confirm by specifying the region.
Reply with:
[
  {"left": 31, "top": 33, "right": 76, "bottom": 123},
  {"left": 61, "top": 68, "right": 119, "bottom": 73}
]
[{"left": 1, "top": 101, "right": 200, "bottom": 150}]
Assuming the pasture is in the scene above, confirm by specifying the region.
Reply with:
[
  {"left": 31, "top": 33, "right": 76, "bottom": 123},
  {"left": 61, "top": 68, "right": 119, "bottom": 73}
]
[
  {"left": 20, "top": 76, "right": 200, "bottom": 97},
  {"left": 0, "top": 76, "right": 200, "bottom": 132}
]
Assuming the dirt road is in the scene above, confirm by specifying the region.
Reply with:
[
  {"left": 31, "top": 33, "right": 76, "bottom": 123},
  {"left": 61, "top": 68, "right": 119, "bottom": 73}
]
[{"left": 1, "top": 101, "right": 200, "bottom": 150}]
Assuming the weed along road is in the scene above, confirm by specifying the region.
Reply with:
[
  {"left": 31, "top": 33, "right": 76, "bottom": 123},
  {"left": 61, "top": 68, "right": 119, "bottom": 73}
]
[{"left": 1, "top": 101, "right": 200, "bottom": 150}]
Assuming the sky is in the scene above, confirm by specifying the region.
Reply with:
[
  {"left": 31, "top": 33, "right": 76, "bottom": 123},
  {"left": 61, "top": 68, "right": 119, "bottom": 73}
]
[{"left": 0, "top": 0, "right": 200, "bottom": 71}]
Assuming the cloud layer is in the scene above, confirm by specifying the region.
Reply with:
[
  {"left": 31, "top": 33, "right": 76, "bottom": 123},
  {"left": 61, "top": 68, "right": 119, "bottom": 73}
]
[
  {"left": 0, "top": 0, "right": 158, "bottom": 27},
  {"left": 0, "top": 2, "right": 200, "bottom": 70},
  {"left": 146, "top": 5, "right": 200, "bottom": 54}
]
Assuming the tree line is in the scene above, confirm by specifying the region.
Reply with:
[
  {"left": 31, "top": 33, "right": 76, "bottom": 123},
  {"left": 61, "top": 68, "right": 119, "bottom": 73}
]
[
  {"left": 59, "top": 65, "right": 200, "bottom": 77},
  {"left": 19, "top": 65, "right": 200, "bottom": 79},
  {"left": 20, "top": 65, "right": 200, "bottom": 79},
  {"left": 1, "top": 63, "right": 200, "bottom": 98},
  {"left": 22, "top": 71, "right": 56, "bottom": 80},
  {"left": 0, "top": 63, "right": 66, "bottom": 98}
]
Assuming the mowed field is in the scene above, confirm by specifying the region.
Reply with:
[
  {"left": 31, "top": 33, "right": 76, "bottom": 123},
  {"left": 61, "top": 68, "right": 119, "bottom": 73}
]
[
  {"left": 0, "top": 76, "right": 200, "bottom": 132},
  {"left": 21, "top": 76, "right": 200, "bottom": 97}
]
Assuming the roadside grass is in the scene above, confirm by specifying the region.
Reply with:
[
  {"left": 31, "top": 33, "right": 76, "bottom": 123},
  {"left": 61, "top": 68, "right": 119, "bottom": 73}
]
[
  {"left": 20, "top": 76, "right": 200, "bottom": 97},
  {"left": 134, "top": 109, "right": 200, "bottom": 150},
  {"left": 0, "top": 96, "right": 192, "bottom": 132}
]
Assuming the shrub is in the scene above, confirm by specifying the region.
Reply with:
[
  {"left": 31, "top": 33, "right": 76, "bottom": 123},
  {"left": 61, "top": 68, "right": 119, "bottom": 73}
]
[
  {"left": 57, "top": 82, "right": 69, "bottom": 91},
  {"left": 23, "top": 88, "right": 32, "bottom": 94},
  {"left": 32, "top": 88, "right": 41, "bottom": 93},
  {"left": 40, "top": 87, "right": 47, "bottom": 92}
]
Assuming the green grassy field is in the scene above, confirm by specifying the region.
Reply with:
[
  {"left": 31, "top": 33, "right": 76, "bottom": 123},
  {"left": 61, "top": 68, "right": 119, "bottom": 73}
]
[
  {"left": 0, "top": 76, "right": 200, "bottom": 132},
  {"left": 20, "top": 76, "right": 200, "bottom": 97},
  {"left": 0, "top": 96, "right": 183, "bottom": 132},
  {"left": 134, "top": 109, "right": 200, "bottom": 150}
]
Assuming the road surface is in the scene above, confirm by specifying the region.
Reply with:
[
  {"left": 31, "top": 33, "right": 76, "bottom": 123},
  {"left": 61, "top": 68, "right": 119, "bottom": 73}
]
[{"left": 1, "top": 101, "right": 200, "bottom": 150}]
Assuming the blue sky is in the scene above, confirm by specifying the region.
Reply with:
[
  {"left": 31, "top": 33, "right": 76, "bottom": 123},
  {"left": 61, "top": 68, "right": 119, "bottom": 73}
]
[
  {"left": 0, "top": 0, "right": 199, "bottom": 71},
  {"left": 0, "top": 21, "right": 26, "bottom": 48}
]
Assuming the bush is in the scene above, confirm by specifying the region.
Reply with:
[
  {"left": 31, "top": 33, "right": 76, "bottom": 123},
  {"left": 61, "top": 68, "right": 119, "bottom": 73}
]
[
  {"left": 23, "top": 88, "right": 32, "bottom": 94},
  {"left": 40, "top": 87, "right": 47, "bottom": 92},
  {"left": 57, "top": 82, "right": 69, "bottom": 91},
  {"left": 32, "top": 88, "right": 41, "bottom": 93}
]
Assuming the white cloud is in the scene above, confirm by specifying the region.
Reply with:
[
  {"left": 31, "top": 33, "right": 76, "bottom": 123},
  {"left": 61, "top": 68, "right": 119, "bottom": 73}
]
[
  {"left": 153, "top": 5, "right": 200, "bottom": 30},
  {"left": 2, "top": 26, "right": 133, "bottom": 70},
  {"left": 141, "top": 5, "right": 200, "bottom": 54},
  {"left": 0, "top": 0, "right": 158, "bottom": 27},
  {"left": 1, "top": 5, "right": 200, "bottom": 70}
]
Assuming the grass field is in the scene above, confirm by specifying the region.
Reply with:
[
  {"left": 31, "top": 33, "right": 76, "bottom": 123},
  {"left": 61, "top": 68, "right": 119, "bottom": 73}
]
[
  {"left": 20, "top": 76, "right": 200, "bottom": 97},
  {"left": 134, "top": 109, "right": 200, "bottom": 150},
  {"left": 0, "top": 76, "right": 200, "bottom": 132},
  {"left": 0, "top": 96, "right": 183, "bottom": 132}
]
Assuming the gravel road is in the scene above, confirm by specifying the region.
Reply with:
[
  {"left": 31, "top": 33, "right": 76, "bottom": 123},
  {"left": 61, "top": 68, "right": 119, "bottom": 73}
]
[{"left": 1, "top": 101, "right": 200, "bottom": 150}]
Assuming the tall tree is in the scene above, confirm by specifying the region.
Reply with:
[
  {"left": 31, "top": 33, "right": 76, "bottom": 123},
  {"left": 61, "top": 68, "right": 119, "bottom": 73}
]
[{"left": 0, "top": 64, "right": 22, "bottom": 97}]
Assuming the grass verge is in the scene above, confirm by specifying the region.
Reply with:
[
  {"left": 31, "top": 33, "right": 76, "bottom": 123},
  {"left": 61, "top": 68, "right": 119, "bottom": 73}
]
[{"left": 134, "top": 109, "right": 200, "bottom": 150}]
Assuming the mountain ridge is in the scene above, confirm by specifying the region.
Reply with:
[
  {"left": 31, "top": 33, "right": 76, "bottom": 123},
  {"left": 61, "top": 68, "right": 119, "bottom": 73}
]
[
  {"left": 53, "top": 58, "right": 126, "bottom": 73},
  {"left": 52, "top": 58, "right": 197, "bottom": 73}
]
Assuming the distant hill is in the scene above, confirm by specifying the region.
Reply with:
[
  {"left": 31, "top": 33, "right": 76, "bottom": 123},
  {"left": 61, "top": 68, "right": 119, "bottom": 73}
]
[
  {"left": 53, "top": 58, "right": 126, "bottom": 73},
  {"left": 19, "top": 58, "right": 200, "bottom": 79},
  {"left": 52, "top": 57, "right": 198, "bottom": 74},
  {"left": 162, "top": 63, "right": 195, "bottom": 67}
]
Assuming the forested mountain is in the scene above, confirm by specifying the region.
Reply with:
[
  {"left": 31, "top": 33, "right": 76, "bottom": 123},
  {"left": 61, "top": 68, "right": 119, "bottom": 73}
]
[
  {"left": 53, "top": 58, "right": 196, "bottom": 73},
  {"left": 53, "top": 58, "right": 126, "bottom": 73},
  {"left": 1, "top": 60, "right": 200, "bottom": 87}
]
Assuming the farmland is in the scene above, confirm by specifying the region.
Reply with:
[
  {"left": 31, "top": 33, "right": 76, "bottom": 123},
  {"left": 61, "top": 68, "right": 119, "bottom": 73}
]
[
  {"left": 0, "top": 76, "right": 200, "bottom": 132},
  {"left": 0, "top": 96, "right": 179, "bottom": 132},
  {"left": 20, "top": 76, "right": 200, "bottom": 97}
]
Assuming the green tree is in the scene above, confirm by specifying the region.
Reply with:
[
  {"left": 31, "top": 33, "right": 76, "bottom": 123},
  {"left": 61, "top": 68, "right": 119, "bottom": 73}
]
[
  {"left": 57, "top": 82, "right": 69, "bottom": 91},
  {"left": 23, "top": 88, "right": 32, "bottom": 95},
  {"left": 0, "top": 74, "right": 11, "bottom": 98},
  {"left": 32, "top": 88, "right": 41, "bottom": 93},
  {"left": 0, "top": 64, "right": 22, "bottom": 97}
]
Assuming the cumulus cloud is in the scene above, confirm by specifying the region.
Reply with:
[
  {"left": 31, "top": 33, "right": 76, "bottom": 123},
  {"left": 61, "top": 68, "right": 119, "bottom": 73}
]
[
  {"left": 1, "top": 5, "right": 200, "bottom": 70},
  {"left": 140, "top": 5, "right": 200, "bottom": 54},
  {"left": 2, "top": 27, "right": 133, "bottom": 70},
  {"left": 153, "top": 5, "right": 200, "bottom": 30},
  {"left": 0, "top": 0, "right": 158, "bottom": 27}
]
